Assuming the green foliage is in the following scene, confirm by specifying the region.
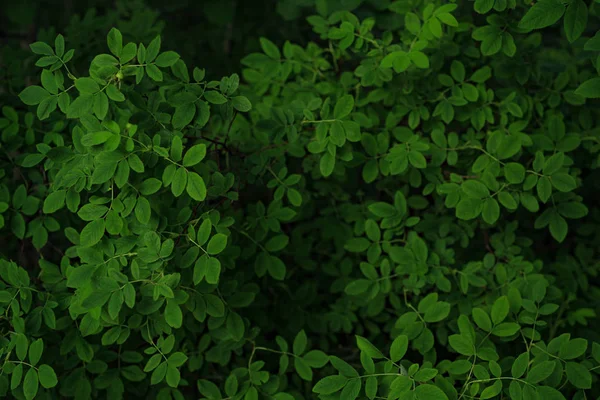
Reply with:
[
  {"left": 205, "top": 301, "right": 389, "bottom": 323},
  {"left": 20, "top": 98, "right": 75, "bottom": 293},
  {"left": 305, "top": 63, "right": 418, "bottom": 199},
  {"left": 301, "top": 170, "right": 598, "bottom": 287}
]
[{"left": 1, "top": 0, "right": 600, "bottom": 399}]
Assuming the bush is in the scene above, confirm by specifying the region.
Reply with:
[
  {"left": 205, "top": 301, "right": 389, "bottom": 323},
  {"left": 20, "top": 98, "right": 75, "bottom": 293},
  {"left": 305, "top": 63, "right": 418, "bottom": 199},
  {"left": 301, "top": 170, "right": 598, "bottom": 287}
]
[{"left": 1, "top": 0, "right": 600, "bottom": 399}]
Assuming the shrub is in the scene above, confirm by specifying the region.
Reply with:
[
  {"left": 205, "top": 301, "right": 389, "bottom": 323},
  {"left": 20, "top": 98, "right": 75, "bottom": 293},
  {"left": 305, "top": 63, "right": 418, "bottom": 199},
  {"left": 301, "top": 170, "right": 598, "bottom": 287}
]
[{"left": 1, "top": 1, "right": 600, "bottom": 399}]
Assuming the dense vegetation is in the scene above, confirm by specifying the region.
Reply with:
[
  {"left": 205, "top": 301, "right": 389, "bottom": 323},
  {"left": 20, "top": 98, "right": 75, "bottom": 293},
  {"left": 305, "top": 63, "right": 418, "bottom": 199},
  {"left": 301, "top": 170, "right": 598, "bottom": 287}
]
[{"left": 1, "top": 0, "right": 600, "bottom": 399}]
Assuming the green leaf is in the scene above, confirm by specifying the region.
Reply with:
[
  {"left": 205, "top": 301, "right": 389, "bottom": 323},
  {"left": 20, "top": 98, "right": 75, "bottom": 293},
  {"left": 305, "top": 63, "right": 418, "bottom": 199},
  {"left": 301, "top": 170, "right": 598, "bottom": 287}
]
[
  {"left": 41, "top": 69, "right": 58, "bottom": 94},
  {"left": 320, "top": 153, "right": 335, "bottom": 177},
  {"left": 107, "top": 84, "right": 125, "bottom": 101},
  {"left": 16, "top": 334, "right": 28, "bottom": 360},
  {"left": 409, "top": 51, "right": 429, "bottom": 68},
  {"left": 37, "top": 96, "right": 58, "bottom": 120},
  {"left": 139, "top": 178, "right": 162, "bottom": 196},
  {"left": 151, "top": 362, "right": 167, "bottom": 384},
  {"left": 196, "top": 219, "right": 212, "bottom": 247},
  {"left": 165, "top": 365, "right": 180, "bottom": 388},
  {"left": 518, "top": 0, "right": 565, "bottom": 30},
  {"left": 558, "top": 202, "right": 588, "bottom": 219},
  {"left": 207, "top": 233, "right": 227, "bottom": 255},
  {"left": 558, "top": 338, "right": 588, "bottom": 360},
  {"left": 198, "top": 379, "right": 222, "bottom": 398},
  {"left": 224, "top": 374, "right": 238, "bottom": 397},
  {"left": 482, "top": 198, "right": 500, "bottom": 224},
  {"left": 423, "top": 302, "right": 451, "bottom": 323},
  {"left": 293, "top": 330, "right": 307, "bottom": 355},
  {"left": 543, "top": 152, "right": 564, "bottom": 175},
  {"left": 107, "top": 28, "right": 123, "bottom": 57},
  {"left": 449, "top": 334, "right": 474, "bottom": 356},
  {"left": 23, "top": 368, "right": 39, "bottom": 400},
  {"left": 172, "top": 103, "right": 196, "bottom": 129},
  {"left": 368, "top": 202, "right": 396, "bottom": 218},
  {"left": 56, "top": 90, "right": 71, "bottom": 114},
  {"left": 340, "top": 378, "right": 361, "bottom": 400},
  {"left": 226, "top": 311, "right": 245, "bottom": 341},
  {"left": 183, "top": 144, "right": 207, "bottom": 167},
  {"left": 521, "top": 193, "right": 540, "bottom": 212},
  {"left": 28, "top": 339, "right": 43, "bottom": 366},
  {"left": 474, "top": 0, "right": 494, "bottom": 14},
  {"left": 330, "top": 356, "right": 358, "bottom": 377},
  {"left": 492, "top": 322, "right": 520, "bottom": 336},
  {"left": 93, "top": 92, "right": 109, "bottom": 119},
  {"left": 356, "top": 336, "right": 384, "bottom": 358},
  {"left": 11, "top": 364, "right": 23, "bottom": 390},
  {"left": 204, "top": 91, "right": 227, "bottom": 104},
  {"left": 408, "top": 151, "right": 427, "bottom": 168},
  {"left": 186, "top": 172, "right": 207, "bottom": 201},
  {"left": 345, "top": 279, "right": 371, "bottom": 295},
  {"left": 526, "top": 360, "right": 555, "bottom": 383},
  {"left": 55, "top": 35, "right": 65, "bottom": 56},
  {"left": 456, "top": 198, "right": 483, "bottom": 220},
  {"left": 193, "top": 67, "right": 206, "bottom": 82},
  {"left": 205, "top": 257, "right": 221, "bottom": 284},
  {"left": 313, "top": 375, "right": 348, "bottom": 394},
  {"left": 155, "top": 51, "right": 180, "bottom": 67},
  {"left": 35, "top": 55, "right": 58, "bottom": 67},
  {"left": 165, "top": 301, "right": 182, "bottom": 328},
  {"left": 21, "top": 154, "right": 45, "bottom": 167},
  {"left": 512, "top": 353, "right": 529, "bottom": 378},
  {"left": 504, "top": 163, "right": 525, "bottom": 184},
  {"left": 414, "top": 368, "right": 438, "bottom": 382},
  {"left": 245, "top": 387, "right": 258, "bottom": 400},
  {"left": 303, "top": 350, "right": 329, "bottom": 368},
  {"left": 121, "top": 42, "right": 137, "bottom": 63},
  {"left": 537, "top": 177, "right": 552, "bottom": 203},
  {"left": 470, "top": 66, "right": 492, "bottom": 83},
  {"left": 405, "top": 12, "right": 421, "bottom": 34},
  {"left": 37, "top": 364, "right": 57, "bottom": 388},
  {"left": 260, "top": 37, "right": 281, "bottom": 59},
  {"left": 345, "top": 238, "right": 370, "bottom": 252},
  {"left": 491, "top": 296, "right": 509, "bottom": 324},
  {"left": 551, "top": 173, "right": 576, "bottom": 192},
  {"left": 137, "top": 43, "right": 147, "bottom": 63},
  {"left": 146, "top": 64, "right": 163, "bottom": 81},
  {"left": 66, "top": 95, "right": 94, "bottom": 118},
  {"left": 171, "top": 168, "right": 188, "bottom": 197},
  {"left": 549, "top": 213, "right": 568, "bottom": 243},
  {"left": 330, "top": 122, "right": 345, "bottom": 146},
  {"left": 145, "top": 354, "right": 162, "bottom": 372},
  {"left": 450, "top": 60, "right": 465, "bottom": 82},
  {"left": 381, "top": 51, "right": 410, "bottom": 71},
  {"left": 108, "top": 291, "right": 123, "bottom": 319},
  {"left": 294, "top": 357, "right": 313, "bottom": 381},
  {"left": 390, "top": 335, "right": 408, "bottom": 362},
  {"left": 30, "top": 41, "right": 54, "bottom": 55},
  {"left": 461, "top": 180, "right": 490, "bottom": 198},
  {"left": 19, "top": 86, "right": 51, "bottom": 106},
  {"left": 0, "top": 291, "right": 11, "bottom": 302},
  {"left": 146, "top": 35, "right": 161, "bottom": 62},
  {"left": 232, "top": 96, "right": 252, "bottom": 112},
  {"left": 365, "top": 376, "right": 377, "bottom": 399},
  {"left": 135, "top": 196, "right": 152, "bottom": 225},
  {"left": 78, "top": 204, "right": 108, "bottom": 221},
  {"left": 564, "top": 0, "right": 587, "bottom": 43},
  {"left": 472, "top": 308, "right": 492, "bottom": 332},
  {"left": 43, "top": 190, "right": 66, "bottom": 214},
  {"left": 334, "top": 95, "right": 354, "bottom": 120},
  {"left": 566, "top": 362, "right": 592, "bottom": 389},
  {"left": 574, "top": 78, "right": 600, "bottom": 98},
  {"left": 265, "top": 234, "right": 289, "bottom": 252},
  {"left": 80, "top": 219, "right": 105, "bottom": 247},
  {"left": 75, "top": 77, "right": 100, "bottom": 94},
  {"left": 414, "top": 384, "right": 448, "bottom": 400}
]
